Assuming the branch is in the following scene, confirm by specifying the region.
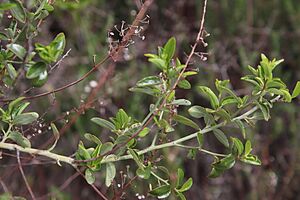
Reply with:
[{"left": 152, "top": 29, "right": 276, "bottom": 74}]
[
  {"left": 0, "top": 142, "right": 75, "bottom": 166},
  {"left": 17, "top": 150, "right": 36, "bottom": 200}
]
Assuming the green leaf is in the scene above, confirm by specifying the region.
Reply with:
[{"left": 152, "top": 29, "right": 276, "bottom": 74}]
[
  {"left": 105, "top": 162, "right": 116, "bottom": 187},
  {"left": 198, "top": 86, "right": 219, "bottom": 109},
  {"left": 13, "top": 112, "right": 39, "bottom": 125},
  {"left": 30, "top": 70, "right": 48, "bottom": 87},
  {"left": 292, "top": 81, "right": 300, "bottom": 98},
  {"left": 8, "top": 97, "right": 25, "bottom": 115},
  {"left": 213, "top": 129, "right": 229, "bottom": 148},
  {"left": 6, "top": 63, "right": 17, "bottom": 79},
  {"left": 188, "top": 106, "right": 206, "bottom": 118},
  {"left": 6, "top": 44, "right": 26, "bottom": 59},
  {"left": 176, "top": 168, "right": 184, "bottom": 188},
  {"left": 148, "top": 58, "right": 166, "bottom": 70},
  {"left": 26, "top": 62, "right": 47, "bottom": 79},
  {"left": 8, "top": 131, "right": 31, "bottom": 148},
  {"left": 85, "top": 169, "right": 95, "bottom": 184},
  {"left": 171, "top": 99, "right": 191, "bottom": 106},
  {"left": 84, "top": 133, "right": 102, "bottom": 145},
  {"left": 231, "top": 137, "right": 244, "bottom": 156},
  {"left": 163, "top": 37, "right": 176, "bottom": 62},
  {"left": 129, "top": 86, "right": 161, "bottom": 96},
  {"left": 139, "top": 127, "right": 150, "bottom": 137},
  {"left": 76, "top": 141, "right": 91, "bottom": 160},
  {"left": 50, "top": 33, "right": 66, "bottom": 60},
  {"left": 158, "top": 119, "right": 174, "bottom": 133},
  {"left": 221, "top": 96, "right": 238, "bottom": 107},
  {"left": 183, "top": 71, "right": 197, "bottom": 77},
  {"left": 173, "top": 115, "right": 199, "bottom": 130},
  {"left": 149, "top": 185, "right": 171, "bottom": 199},
  {"left": 234, "top": 119, "right": 246, "bottom": 138},
  {"left": 9, "top": 0, "right": 26, "bottom": 23},
  {"left": 48, "top": 122, "right": 60, "bottom": 151},
  {"left": 177, "top": 193, "right": 187, "bottom": 200},
  {"left": 241, "top": 154, "right": 261, "bottom": 165},
  {"left": 178, "top": 79, "right": 191, "bottom": 89},
  {"left": 0, "top": 3, "right": 16, "bottom": 10},
  {"left": 244, "top": 140, "right": 252, "bottom": 156},
  {"left": 197, "top": 131, "right": 204, "bottom": 148},
  {"left": 257, "top": 102, "right": 270, "bottom": 121},
  {"left": 209, "top": 155, "right": 235, "bottom": 178},
  {"left": 128, "top": 149, "right": 143, "bottom": 169},
  {"left": 136, "top": 76, "right": 161, "bottom": 87},
  {"left": 91, "top": 117, "right": 115, "bottom": 130},
  {"left": 177, "top": 178, "right": 193, "bottom": 193},
  {"left": 115, "top": 109, "right": 129, "bottom": 129},
  {"left": 100, "top": 142, "right": 113, "bottom": 155},
  {"left": 136, "top": 165, "right": 151, "bottom": 179},
  {"left": 35, "top": 33, "right": 66, "bottom": 63}
]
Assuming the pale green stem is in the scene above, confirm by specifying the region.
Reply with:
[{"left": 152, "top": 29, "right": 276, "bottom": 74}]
[
  {"left": 2, "top": 124, "right": 13, "bottom": 142},
  {"left": 151, "top": 171, "right": 169, "bottom": 184},
  {"left": 0, "top": 142, "right": 75, "bottom": 167},
  {"left": 174, "top": 144, "right": 227, "bottom": 157}
]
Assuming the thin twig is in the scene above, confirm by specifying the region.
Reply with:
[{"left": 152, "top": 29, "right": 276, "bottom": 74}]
[
  {"left": 17, "top": 150, "right": 36, "bottom": 200},
  {"left": 0, "top": 177, "right": 9, "bottom": 194},
  {"left": 75, "top": 168, "right": 109, "bottom": 200}
]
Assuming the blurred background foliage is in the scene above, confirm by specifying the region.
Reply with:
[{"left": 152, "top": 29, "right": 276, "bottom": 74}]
[{"left": 1, "top": 0, "right": 300, "bottom": 199}]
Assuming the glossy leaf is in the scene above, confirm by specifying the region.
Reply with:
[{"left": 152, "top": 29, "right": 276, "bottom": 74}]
[
  {"left": 176, "top": 168, "right": 184, "bottom": 188},
  {"left": 149, "top": 185, "right": 171, "bottom": 199},
  {"left": 26, "top": 62, "right": 47, "bottom": 79},
  {"left": 177, "top": 178, "right": 193, "bottom": 193},
  {"left": 136, "top": 76, "right": 161, "bottom": 87},
  {"left": 30, "top": 70, "right": 48, "bottom": 87},
  {"left": 163, "top": 37, "right": 176, "bottom": 62},
  {"left": 7, "top": 44, "right": 26, "bottom": 59},
  {"left": 9, "top": 0, "right": 26, "bottom": 23}
]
